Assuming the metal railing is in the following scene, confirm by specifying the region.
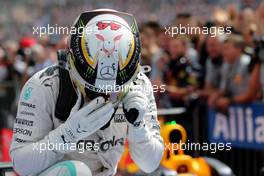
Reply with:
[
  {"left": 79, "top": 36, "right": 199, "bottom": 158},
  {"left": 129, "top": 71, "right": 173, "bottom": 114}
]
[{"left": 0, "top": 80, "right": 263, "bottom": 176}]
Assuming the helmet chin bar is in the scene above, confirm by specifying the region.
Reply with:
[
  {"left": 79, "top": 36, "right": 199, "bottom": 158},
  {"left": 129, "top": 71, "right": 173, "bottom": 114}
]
[
  {"left": 67, "top": 48, "right": 142, "bottom": 107},
  {"left": 68, "top": 53, "right": 141, "bottom": 91},
  {"left": 68, "top": 57, "right": 123, "bottom": 104}
]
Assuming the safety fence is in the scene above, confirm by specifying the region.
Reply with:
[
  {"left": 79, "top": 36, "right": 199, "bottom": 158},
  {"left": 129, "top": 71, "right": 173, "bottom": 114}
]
[
  {"left": 0, "top": 79, "right": 263, "bottom": 175},
  {"left": 192, "top": 102, "right": 264, "bottom": 176}
]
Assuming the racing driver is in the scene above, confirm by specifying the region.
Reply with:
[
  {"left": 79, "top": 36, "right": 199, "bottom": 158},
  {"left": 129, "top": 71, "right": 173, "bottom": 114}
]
[{"left": 9, "top": 9, "right": 164, "bottom": 176}]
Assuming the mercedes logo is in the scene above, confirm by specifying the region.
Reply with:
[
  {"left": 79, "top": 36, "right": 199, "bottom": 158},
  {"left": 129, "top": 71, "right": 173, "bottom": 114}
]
[{"left": 100, "top": 66, "right": 115, "bottom": 79}]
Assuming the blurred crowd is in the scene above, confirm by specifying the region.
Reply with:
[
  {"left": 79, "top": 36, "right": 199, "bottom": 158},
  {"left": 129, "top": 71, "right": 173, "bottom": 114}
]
[
  {"left": 0, "top": 0, "right": 264, "bottom": 120},
  {"left": 0, "top": 1, "right": 263, "bottom": 175},
  {"left": 0, "top": 35, "right": 66, "bottom": 116},
  {"left": 140, "top": 2, "right": 264, "bottom": 114}
]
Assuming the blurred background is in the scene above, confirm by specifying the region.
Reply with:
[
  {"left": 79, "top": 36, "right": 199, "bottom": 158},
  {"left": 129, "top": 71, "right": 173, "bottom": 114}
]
[{"left": 0, "top": 0, "right": 264, "bottom": 176}]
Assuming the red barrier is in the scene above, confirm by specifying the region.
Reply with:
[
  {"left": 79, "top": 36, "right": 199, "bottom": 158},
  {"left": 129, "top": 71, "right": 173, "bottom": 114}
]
[{"left": 0, "top": 129, "right": 13, "bottom": 162}]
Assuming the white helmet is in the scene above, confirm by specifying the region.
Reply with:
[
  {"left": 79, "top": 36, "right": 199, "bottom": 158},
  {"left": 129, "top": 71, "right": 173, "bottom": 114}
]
[{"left": 67, "top": 9, "right": 141, "bottom": 99}]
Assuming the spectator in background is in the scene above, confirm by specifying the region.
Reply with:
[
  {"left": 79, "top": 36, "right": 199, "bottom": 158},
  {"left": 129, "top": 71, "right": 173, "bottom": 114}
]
[
  {"left": 164, "top": 35, "right": 199, "bottom": 107},
  {"left": 140, "top": 23, "right": 168, "bottom": 85},
  {"left": 199, "top": 33, "right": 225, "bottom": 98},
  {"left": 226, "top": 4, "right": 239, "bottom": 27},
  {"left": 140, "top": 25, "right": 157, "bottom": 66},
  {"left": 157, "top": 28, "right": 171, "bottom": 53},
  {"left": 256, "top": 1, "right": 264, "bottom": 102},
  {"left": 0, "top": 48, "right": 9, "bottom": 82},
  {"left": 2, "top": 40, "right": 18, "bottom": 66},
  {"left": 235, "top": 8, "right": 256, "bottom": 35},
  {"left": 256, "top": 1, "right": 264, "bottom": 36},
  {"left": 261, "top": 62, "right": 264, "bottom": 102},
  {"left": 174, "top": 13, "right": 200, "bottom": 67},
  {"left": 140, "top": 23, "right": 170, "bottom": 107},
  {"left": 254, "top": 35, "right": 264, "bottom": 103},
  {"left": 31, "top": 44, "right": 53, "bottom": 73},
  {"left": 0, "top": 46, "right": 16, "bottom": 111},
  {"left": 13, "top": 37, "right": 37, "bottom": 83},
  {"left": 208, "top": 35, "right": 259, "bottom": 111}
]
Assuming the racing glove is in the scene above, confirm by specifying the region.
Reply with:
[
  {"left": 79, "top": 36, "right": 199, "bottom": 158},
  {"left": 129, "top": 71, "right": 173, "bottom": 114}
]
[
  {"left": 48, "top": 91, "right": 114, "bottom": 153},
  {"left": 123, "top": 85, "right": 154, "bottom": 143},
  {"left": 122, "top": 87, "right": 148, "bottom": 127}
]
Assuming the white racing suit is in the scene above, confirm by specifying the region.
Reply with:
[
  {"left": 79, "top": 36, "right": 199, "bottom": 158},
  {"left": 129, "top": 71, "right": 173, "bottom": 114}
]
[{"left": 10, "top": 66, "right": 164, "bottom": 176}]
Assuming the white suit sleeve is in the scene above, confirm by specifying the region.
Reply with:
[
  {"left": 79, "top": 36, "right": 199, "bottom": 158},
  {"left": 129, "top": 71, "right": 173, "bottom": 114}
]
[
  {"left": 127, "top": 73, "right": 164, "bottom": 173},
  {"left": 10, "top": 77, "right": 64, "bottom": 176}
]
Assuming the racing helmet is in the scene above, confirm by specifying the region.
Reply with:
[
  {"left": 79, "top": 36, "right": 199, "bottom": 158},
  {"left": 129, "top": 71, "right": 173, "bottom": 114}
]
[{"left": 67, "top": 9, "right": 141, "bottom": 99}]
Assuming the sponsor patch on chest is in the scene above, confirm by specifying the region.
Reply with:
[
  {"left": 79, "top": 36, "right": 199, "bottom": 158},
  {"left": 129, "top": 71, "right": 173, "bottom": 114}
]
[{"left": 113, "top": 114, "right": 126, "bottom": 123}]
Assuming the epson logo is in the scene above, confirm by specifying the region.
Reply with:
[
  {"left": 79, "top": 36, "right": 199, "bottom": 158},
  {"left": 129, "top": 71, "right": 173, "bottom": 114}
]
[{"left": 13, "top": 128, "right": 32, "bottom": 136}]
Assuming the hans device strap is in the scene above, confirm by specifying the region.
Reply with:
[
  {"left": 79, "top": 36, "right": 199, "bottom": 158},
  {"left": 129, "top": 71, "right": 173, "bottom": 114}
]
[
  {"left": 57, "top": 49, "right": 68, "bottom": 68},
  {"left": 55, "top": 50, "right": 78, "bottom": 121}
]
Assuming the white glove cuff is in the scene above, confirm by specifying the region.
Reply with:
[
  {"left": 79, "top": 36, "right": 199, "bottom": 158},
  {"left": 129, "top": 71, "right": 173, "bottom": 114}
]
[
  {"left": 48, "top": 124, "right": 77, "bottom": 153},
  {"left": 127, "top": 123, "right": 151, "bottom": 143}
]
